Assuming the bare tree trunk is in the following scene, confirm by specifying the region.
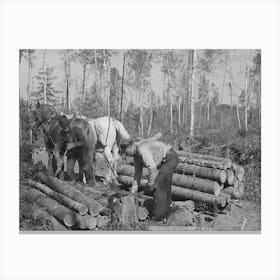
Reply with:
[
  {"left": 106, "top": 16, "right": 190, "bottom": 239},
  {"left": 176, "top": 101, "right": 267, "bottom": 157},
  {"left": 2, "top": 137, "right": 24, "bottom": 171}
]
[
  {"left": 245, "top": 66, "right": 248, "bottom": 132},
  {"left": 94, "top": 50, "right": 98, "bottom": 91},
  {"left": 182, "top": 95, "right": 185, "bottom": 125},
  {"left": 139, "top": 90, "right": 144, "bottom": 137},
  {"left": 82, "top": 63, "right": 86, "bottom": 102},
  {"left": 220, "top": 64, "right": 227, "bottom": 104},
  {"left": 27, "top": 50, "right": 33, "bottom": 144},
  {"left": 64, "top": 60, "right": 70, "bottom": 112},
  {"left": 170, "top": 98, "right": 173, "bottom": 133},
  {"left": 207, "top": 99, "right": 210, "bottom": 123},
  {"left": 166, "top": 55, "right": 172, "bottom": 133},
  {"left": 43, "top": 49, "right": 47, "bottom": 104},
  {"left": 178, "top": 96, "right": 181, "bottom": 126},
  {"left": 228, "top": 78, "right": 241, "bottom": 130},
  {"left": 120, "top": 52, "right": 126, "bottom": 122},
  {"left": 103, "top": 50, "right": 110, "bottom": 116},
  {"left": 147, "top": 93, "right": 153, "bottom": 136},
  {"left": 189, "top": 50, "right": 196, "bottom": 138}
]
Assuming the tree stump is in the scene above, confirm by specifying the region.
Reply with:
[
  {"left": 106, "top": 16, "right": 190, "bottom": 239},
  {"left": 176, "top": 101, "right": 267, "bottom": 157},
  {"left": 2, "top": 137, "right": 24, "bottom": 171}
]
[{"left": 109, "top": 195, "right": 139, "bottom": 227}]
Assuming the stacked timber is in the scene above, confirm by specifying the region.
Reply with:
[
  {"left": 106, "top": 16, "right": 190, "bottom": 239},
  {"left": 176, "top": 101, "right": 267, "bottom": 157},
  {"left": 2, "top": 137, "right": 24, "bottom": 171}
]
[
  {"left": 26, "top": 172, "right": 150, "bottom": 230},
  {"left": 118, "top": 150, "right": 245, "bottom": 210},
  {"left": 26, "top": 172, "right": 112, "bottom": 230}
]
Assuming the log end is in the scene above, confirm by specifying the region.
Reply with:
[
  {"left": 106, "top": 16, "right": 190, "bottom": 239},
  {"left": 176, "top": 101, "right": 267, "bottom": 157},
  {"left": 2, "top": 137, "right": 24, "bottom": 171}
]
[
  {"left": 226, "top": 169, "right": 235, "bottom": 185},
  {"left": 214, "top": 182, "right": 223, "bottom": 197},
  {"left": 220, "top": 170, "right": 227, "bottom": 184},
  {"left": 78, "top": 205, "right": 89, "bottom": 216},
  {"left": 87, "top": 216, "right": 98, "bottom": 230},
  {"left": 137, "top": 206, "right": 149, "bottom": 221},
  {"left": 89, "top": 204, "right": 102, "bottom": 217},
  {"left": 63, "top": 212, "right": 77, "bottom": 228}
]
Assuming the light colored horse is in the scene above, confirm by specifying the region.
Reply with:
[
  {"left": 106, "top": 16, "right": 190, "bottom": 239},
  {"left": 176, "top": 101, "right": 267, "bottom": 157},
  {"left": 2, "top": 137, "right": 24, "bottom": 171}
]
[{"left": 88, "top": 116, "right": 131, "bottom": 181}]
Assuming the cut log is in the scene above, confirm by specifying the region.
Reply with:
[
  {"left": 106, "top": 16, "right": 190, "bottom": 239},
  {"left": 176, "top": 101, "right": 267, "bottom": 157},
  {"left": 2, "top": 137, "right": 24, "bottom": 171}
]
[
  {"left": 172, "top": 174, "right": 223, "bottom": 196},
  {"left": 171, "top": 186, "right": 228, "bottom": 208},
  {"left": 123, "top": 159, "right": 227, "bottom": 183},
  {"left": 63, "top": 213, "right": 97, "bottom": 230},
  {"left": 36, "top": 171, "right": 103, "bottom": 216},
  {"left": 28, "top": 189, "right": 75, "bottom": 228},
  {"left": 171, "top": 200, "right": 195, "bottom": 211},
  {"left": 27, "top": 179, "right": 88, "bottom": 215},
  {"left": 178, "top": 156, "right": 231, "bottom": 170},
  {"left": 31, "top": 207, "right": 68, "bottom": 231},
  {"left": 176, "top": 163, "right": 227, "bottom": 183},
  {"left": 117, "top": 175, "right": 228, "bottom": 208},
  {"left": 117, "top": 164, "right": 223, "bottom": 196},
  {"left": 176, "top": 151, "right": 232, "bottom": 165},
  {"left": 96, "top": 216, "right": 110, "bottom": 229},
  {"left": 137, "top": 206, "right": 149, "bottom": 221},
  {"left": 232, "top": 163, "right": 245, "bottom": 180},
  {"left": 125, "top": 155, "right": 231, "bottom": 170},
  {"left": 226, "top": 169, "right": 235, "bottom": 185}
]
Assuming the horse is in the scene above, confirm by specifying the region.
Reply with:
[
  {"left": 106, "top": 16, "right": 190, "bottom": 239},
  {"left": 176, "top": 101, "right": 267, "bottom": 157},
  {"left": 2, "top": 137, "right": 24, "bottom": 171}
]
[
  {"left": 31, "top": 102, "right": 96, "bottom": 186},
  {"left": 88, "top": 116, "right": 131, "bottom": 182}
]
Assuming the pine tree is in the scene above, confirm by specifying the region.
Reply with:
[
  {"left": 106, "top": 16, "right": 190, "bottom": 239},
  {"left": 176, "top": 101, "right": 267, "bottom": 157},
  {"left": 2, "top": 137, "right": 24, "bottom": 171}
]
[{"left": 32, "top": 66, "right": 62, "bottom": 105}]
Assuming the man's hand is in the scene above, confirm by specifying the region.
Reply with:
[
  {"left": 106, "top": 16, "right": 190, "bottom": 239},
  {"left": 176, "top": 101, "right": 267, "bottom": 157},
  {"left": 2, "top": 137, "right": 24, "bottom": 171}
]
[
  {"left": 131, "top": 183, "right": 138, "bottom": 194},
  {"left": 147, "top": 183, "right": 156, "bottom": 192}
]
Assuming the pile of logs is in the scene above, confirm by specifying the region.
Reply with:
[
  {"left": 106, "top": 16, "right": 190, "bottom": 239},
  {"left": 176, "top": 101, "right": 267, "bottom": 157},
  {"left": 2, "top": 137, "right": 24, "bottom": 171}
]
[
  {"left": 25, "top": 171, "right": 150, "bottom": 230},
  {"left": 117, "top": 150, "right": 245, "bottom": 211}
]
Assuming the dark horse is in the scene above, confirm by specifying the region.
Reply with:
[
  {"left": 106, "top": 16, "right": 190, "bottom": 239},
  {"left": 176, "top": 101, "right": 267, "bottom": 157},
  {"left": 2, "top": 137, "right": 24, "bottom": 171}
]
[{"left": 32, "top": 102, "right": 96, "bottom": 186}]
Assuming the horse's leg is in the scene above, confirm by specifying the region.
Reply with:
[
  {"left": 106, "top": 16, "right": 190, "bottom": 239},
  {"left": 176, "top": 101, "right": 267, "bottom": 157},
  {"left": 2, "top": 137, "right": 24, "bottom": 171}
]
[
  {"left": 77, "top": 156, "right": 84, "bottom": 183},
  {"left": 81, "top": 148, "right": 95, "bottom": 187},
  {"left": 104, "top": 145, "right": 115, "bottom": 182},
  {"left": 67, "top": 156, "right": 76, "bottom": 182}
]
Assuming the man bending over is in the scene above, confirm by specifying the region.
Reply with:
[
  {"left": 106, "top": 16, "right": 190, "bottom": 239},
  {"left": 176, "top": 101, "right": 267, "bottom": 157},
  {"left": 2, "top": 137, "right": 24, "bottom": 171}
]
[{"left": 121, "top": 139, "right": 179, "bottom": 221}]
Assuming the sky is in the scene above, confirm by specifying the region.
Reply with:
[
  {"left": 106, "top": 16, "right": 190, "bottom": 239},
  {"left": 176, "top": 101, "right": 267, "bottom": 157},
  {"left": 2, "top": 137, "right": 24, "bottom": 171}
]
[{"left": 19, "top": 49, "right": 256, "bottom": 107}]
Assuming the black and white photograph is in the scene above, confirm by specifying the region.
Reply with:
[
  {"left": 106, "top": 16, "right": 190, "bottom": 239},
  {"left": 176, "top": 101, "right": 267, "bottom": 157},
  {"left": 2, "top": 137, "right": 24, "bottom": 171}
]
[
  {"left": 19, "top": 49, "right": 261, "bottom": 232},
  {"left": 2, "top": 0, "right": 280, "bottom": 279}
]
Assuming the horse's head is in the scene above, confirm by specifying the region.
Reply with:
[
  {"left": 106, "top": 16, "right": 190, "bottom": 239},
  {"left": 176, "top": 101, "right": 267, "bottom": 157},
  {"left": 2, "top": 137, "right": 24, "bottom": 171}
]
[{"left": 31, "top": 101, "right": 57, "bottom": 130}]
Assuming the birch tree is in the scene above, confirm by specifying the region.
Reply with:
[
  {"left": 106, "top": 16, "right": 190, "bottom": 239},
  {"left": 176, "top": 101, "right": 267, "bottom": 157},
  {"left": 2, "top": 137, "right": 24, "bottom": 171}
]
[
  {"left": 189, "top": 49, "right": 197, "bottom": 138},
  {"left": 43, "top": 49, "right": 47, "bottom": 104}
]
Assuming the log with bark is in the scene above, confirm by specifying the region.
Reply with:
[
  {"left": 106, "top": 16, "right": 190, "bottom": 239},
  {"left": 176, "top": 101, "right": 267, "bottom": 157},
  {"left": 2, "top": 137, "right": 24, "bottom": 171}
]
[
  {"left": 178, "top": 155, "right": 231, "bottom": 170},
  {"left": 36, "top": 171, "right": 103, "bottom": 216},
  {"left": 176, "top": 151, "right": 232, "bottom": 165},
  {"left": 27, "top": 179, "right": 88, "bottom": 215},
  {"left": 63, "top": 212, "right": 97, "bottom": 230},
  {"left": 117, "top": 175, "right": 229, "bottom": 208},
  {"left": 125, "top": 155, "right": 231, "bottom": 170},
  {"left": 28, "top": 189, "right": 96, "bottom": 229},
  {"left": 171, "top": 200, "right": 195, "bottom": 211},
  {"left": 176, "top": 163, "right": 227, "bottom": 184},
  {"left": 117, "top": 164, "right": 223, "bottom": 196},
  {"left": 226, "top": 169, "right": 235, "bottom": 185}
]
